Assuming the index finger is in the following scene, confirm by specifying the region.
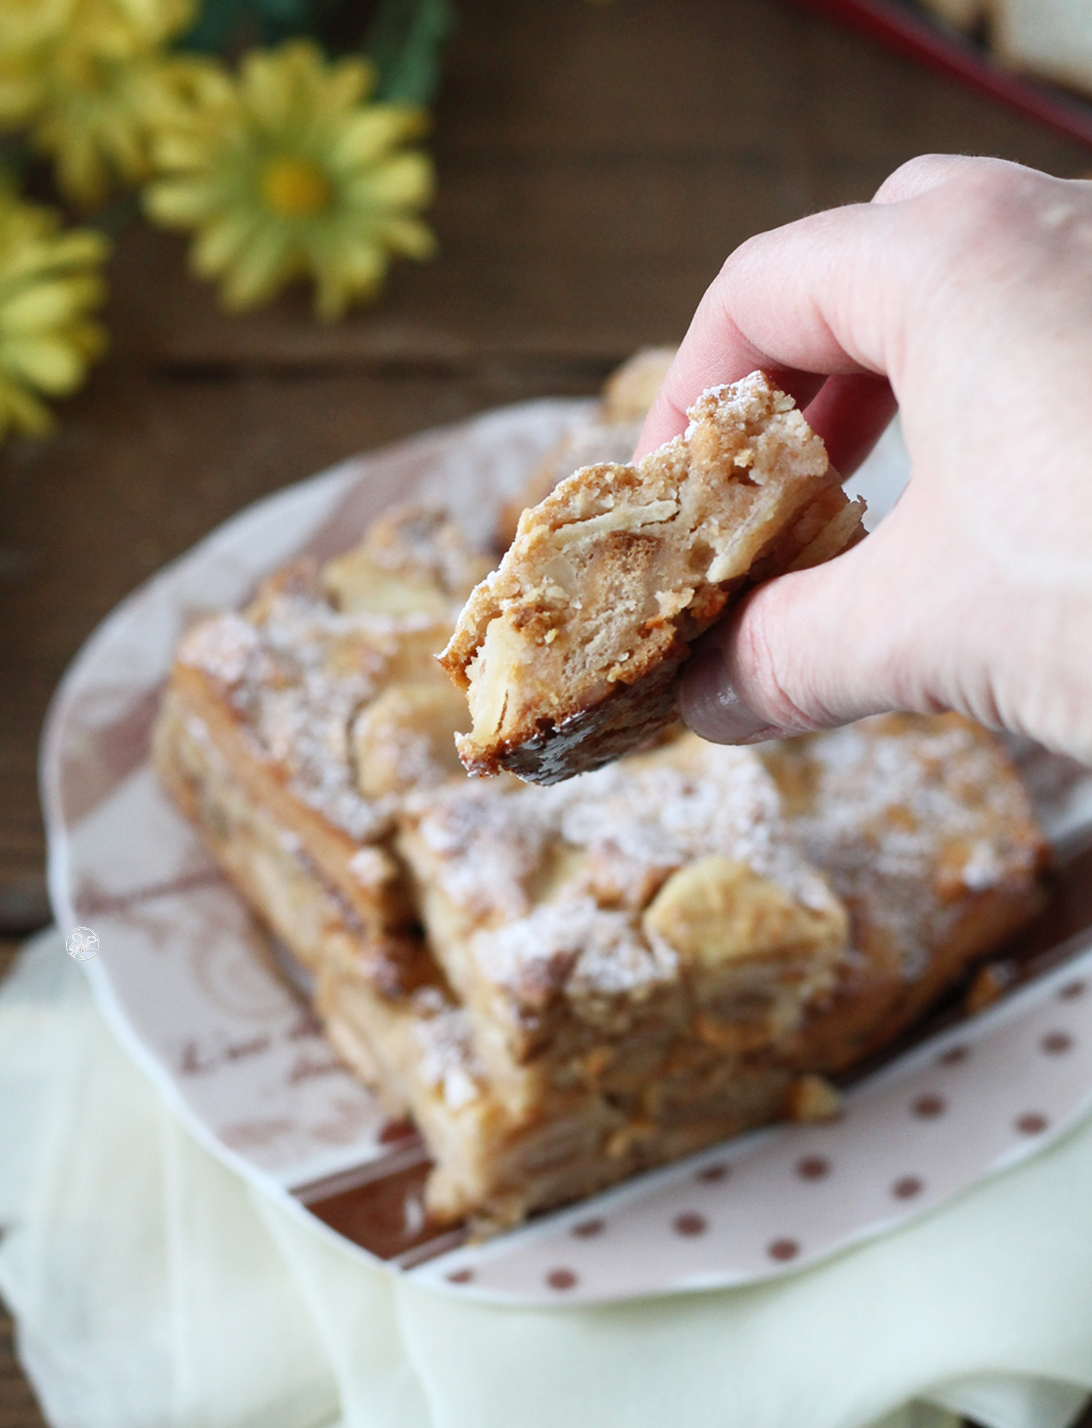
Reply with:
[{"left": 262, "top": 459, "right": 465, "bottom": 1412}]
[
  {"left": 633, "top": 200, "right": 896, "bottom": 467},
  {"left": 633, "top": 154, "right": 1025, "bottom": 470}
]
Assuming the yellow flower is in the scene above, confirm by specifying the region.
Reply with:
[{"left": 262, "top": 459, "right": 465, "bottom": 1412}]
[
  {"left": 144, "top": 41, "right": 436, "bottom": 321},
  {"left": 0, "top": 0, "right": 197, "bottom": 207},
  {"left": 0, "top": 190, "right": 109, "bottom": 439}
]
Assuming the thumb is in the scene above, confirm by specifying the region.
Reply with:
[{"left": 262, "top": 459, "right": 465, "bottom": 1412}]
[{"left": 678, "top": 528, "right": 939, "bottom": 743}]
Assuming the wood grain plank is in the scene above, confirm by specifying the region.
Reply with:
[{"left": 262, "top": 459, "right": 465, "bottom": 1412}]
[{"left": 102, "top": 0, "right": 1091, "bottom": 369}]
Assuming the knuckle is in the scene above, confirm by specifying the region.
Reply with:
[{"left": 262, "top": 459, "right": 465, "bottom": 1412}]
[
  {"left": 875, "top": 152, "right": 963, "bottom": 202},
  {"left": 882, "top": 156, "right": 1051, "bottom": 243},
  {"left": 948, "top": 161, "right": 1039, "bottom": 220}
]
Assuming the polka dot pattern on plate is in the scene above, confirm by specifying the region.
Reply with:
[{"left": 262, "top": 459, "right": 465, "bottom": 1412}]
[
  {"left": 892, "top": 1176, "right": 923, "bottom": 1200},
  {"left": 912, "top": 1093, "right": 946, "bottom": 1118},
  {"left": 547, "top": 1268, "right": 577, "bottom": 1291},
  {"left": 768, "top": 1239, "right": 800, "bottom": 1262},
  {"left": 937, "top": 1046, "right": 969, "bottom": 1066},
  {"left": 673, "top": 1212, "right": 707, "bottom": 1237},
  {"left": 696, "top": 1163, "right": 730, "bottom": 1183},
  {"left": 1042, "top": 1031, "right": 1073, "bottom": 1055},
  {"left": 572, "top": 1218, "right": 605, "bottom": 1239},
  {"left": 424, "top": 943, "right": 1092, "bottom": 1304},
  {"left": 1016, "top": 1112, "right": 1049, "bottom": 1135}
]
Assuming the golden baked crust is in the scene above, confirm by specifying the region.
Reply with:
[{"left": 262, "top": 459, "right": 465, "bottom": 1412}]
[
  {"left": 441, "top": 372, "right": 866, "bottom": 785},
  {"left": 396, "top": 733, "right": 848, "bottom": 1077},
  {"left": 157, "top": 697, "right": 851, "bottom": 1229},
  {"left": 157, "top": 693, "right": 1045, "bottom": 1232}
]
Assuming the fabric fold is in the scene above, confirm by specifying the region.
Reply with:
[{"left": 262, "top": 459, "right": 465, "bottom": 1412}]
[{"left": 2, "top": 930, "right": 1091, "bottom": 1428}]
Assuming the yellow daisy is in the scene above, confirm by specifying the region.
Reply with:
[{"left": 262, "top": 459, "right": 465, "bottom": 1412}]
[
  {"left": 0, "top": 0, "right": 197, "bottom": 207},
  {"left": 144, "top": 40, "right": 437, "bottom": 321},
  {"left": 0, "top": 189, "right": 109, "bottom": 439}
]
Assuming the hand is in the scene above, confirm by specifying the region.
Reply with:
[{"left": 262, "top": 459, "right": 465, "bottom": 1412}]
[{"left": 636, "top": 156, "right": 1092, "bottom": 765}]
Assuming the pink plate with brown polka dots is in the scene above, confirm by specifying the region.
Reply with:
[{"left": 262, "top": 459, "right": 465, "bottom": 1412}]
[
  {"left": 412, "top": 947, "right": 1092, "bottom": 1302},
  {"left": 41, "top": 401, "right": 1092, "bottom": 1305}
]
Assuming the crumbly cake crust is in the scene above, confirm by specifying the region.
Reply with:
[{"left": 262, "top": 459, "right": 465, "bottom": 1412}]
[
  {"left": 397, "top": 735, "right": 846, "bottom": 1073},
  {"left": 441, "top": 372, "right": 866, "bottom": 785},
  {"left": 762, "top": 712, "right": 1049, "bottom": 1069}
]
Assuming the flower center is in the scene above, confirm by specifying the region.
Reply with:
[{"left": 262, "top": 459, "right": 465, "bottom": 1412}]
[{"left": 261, "top": 157, "right": 333, "bottom": 217}]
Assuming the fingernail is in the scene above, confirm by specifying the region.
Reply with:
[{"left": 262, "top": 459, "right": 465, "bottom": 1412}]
[{"left": 679, "top": 647, "right": 780, "bottom": 745}]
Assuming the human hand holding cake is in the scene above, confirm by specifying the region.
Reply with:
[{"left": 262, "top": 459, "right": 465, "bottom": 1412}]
[
  {"left": 643, "top": 156, "right": 1092, "bottom": 766},
  {"left": 446, "top": 156, "right": 1092, "bottom": 779},
  {"left": 441, "top": 372, "right": 865, "bottom": 784},
  {"left": 151, "top": 153, "right": 1083, "bottom": 1233}
]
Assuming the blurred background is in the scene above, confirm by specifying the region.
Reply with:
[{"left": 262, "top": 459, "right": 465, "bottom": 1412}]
[{"left": 2, "top": 0, "right": 1092, "bottom": 1420}]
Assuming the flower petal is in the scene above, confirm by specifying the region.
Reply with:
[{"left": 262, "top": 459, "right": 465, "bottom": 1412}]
[
  {"left": 145, "top": 176, "right": 223, "bottom": 225},
  {"left": 1, "top": 333, "right": 87, "bottom": 394},
  {"left": 380, "top": 215, "right": 437, "bottom": 260},
  {"left": 331, "top": 106, "right": 428, "bottom": 167},
  {"left": 0, "top": 274, "right": 105, "bottom": 331},
  {"left": 0, "top": 375, "right": 54, "bottom": 438},
  {"left": 190, "top": 212, "right": 258, "bottom": 278},
  {"left": 219, "top": 225, "right": 295, "bottom": 309},
  {"left": 345, "top": 152, "right": 434, "bottom": 209}
]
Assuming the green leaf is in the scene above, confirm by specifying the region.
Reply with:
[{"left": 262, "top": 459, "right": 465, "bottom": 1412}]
[{"left": 365, "top": 0, "right": 457, "bottom": 107}]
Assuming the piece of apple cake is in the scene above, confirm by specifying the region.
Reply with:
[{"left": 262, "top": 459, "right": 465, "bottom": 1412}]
[
  {"left": 441, "top": 371, "right": 866, "bottom": 785},
  {"left": 154, "top": 488, "right": 1046, "bottom": 1238}
]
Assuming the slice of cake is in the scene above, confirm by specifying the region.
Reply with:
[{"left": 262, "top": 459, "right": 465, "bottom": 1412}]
[
  {"left": 396, "top": 734, "right": 848, "bottom": 1081},
  {"left": 441, "top": 371, "right": 866, "bottom": 785},
  {"left": 154, "top": 492, "right": 1046, "bottom": 1238}
]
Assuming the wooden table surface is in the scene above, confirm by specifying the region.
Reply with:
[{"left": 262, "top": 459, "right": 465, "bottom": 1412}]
[{"left": 2, "top": 0, "right": 1091, "bottom": 1421}]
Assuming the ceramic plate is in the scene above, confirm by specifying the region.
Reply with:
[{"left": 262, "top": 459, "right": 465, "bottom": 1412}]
[{"left": 41, "top": 401, "right": 1092, "bottom": 1304}]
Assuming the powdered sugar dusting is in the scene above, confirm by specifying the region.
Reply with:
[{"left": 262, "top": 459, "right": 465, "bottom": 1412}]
[
  {"left": 409, "top": 735, "right": 841, "bottom": 1010},
  {"left": 556, "top": 743, "right": 833, "bottom": 913},
  {"left": 474, "top": 898, "right": 677, "bottom": 1012},
  {"left": 414, "top": 1005, "right": 485, "bottom": 1108},
  {"left": 178, "top": 614, "right": 259, "bottom": 685},
  {"left": 770, "top": 716, "right": 1042, "bottom": 979},
  {"left": 178, "top": 573, "right": 459, "bottom": 841}
]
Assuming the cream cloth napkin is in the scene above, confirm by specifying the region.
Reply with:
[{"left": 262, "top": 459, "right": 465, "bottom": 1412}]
[{"left": 3, "top": 930, "right": 1092, "bottom": 1428}]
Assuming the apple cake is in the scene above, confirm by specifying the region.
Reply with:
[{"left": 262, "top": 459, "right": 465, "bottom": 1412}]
[
  {"left": 440, "top": 371, "right": 867, "bottom": 785},
  {"left": 154, "top": 494, "right": 1046, "bottom": 1235}
]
